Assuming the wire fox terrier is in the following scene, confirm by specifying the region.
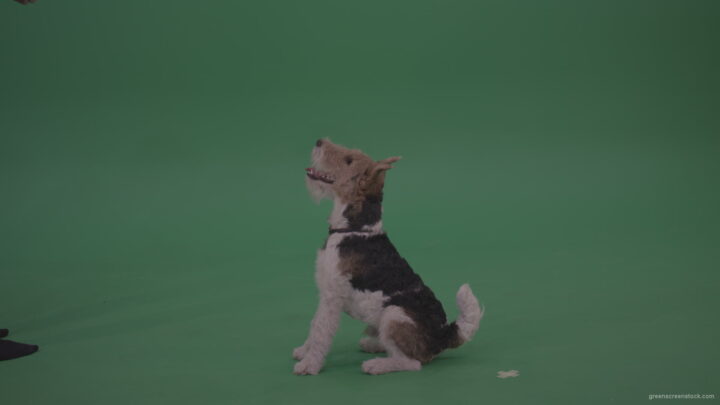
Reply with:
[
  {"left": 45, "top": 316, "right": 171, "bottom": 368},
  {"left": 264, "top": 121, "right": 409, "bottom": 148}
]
[{"left": 293, "top": 139, "right": 483, "bottom": 375}]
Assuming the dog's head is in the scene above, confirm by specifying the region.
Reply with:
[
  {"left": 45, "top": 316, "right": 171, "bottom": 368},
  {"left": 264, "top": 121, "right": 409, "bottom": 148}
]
[{"left": 305, "top": 139, "right": 400, "bottom": 205}]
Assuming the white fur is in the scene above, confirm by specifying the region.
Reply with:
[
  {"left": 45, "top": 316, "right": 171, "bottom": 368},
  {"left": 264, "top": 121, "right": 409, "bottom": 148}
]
[
  {"left": 455, "top": 284, "right": 483, "bottom": 342},
  {"left": 344, "top": 289, "right": 387, "bottom": 326},
  {"left": 306, "top": 176, "right": 332, "bottom": 202},
  {"left": 293, "top": 228, "right": 345, "bottom": 374},
  {"left": 328, "top": 200, "right": 348, "bottom": 228},
  {"left": 294, "top": 207, "right": 385, "bottom": 375}
]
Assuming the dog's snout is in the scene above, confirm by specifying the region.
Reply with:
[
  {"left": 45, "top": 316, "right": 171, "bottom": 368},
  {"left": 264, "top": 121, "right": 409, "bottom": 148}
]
[{"left": 315, "top": 139, "right": 324, "bottom": 147}]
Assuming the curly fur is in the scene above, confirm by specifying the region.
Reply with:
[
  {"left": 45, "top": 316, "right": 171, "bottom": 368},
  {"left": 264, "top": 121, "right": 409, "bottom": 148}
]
[{"left": 294, "top": 139, "right": 483, "bottom": 375}]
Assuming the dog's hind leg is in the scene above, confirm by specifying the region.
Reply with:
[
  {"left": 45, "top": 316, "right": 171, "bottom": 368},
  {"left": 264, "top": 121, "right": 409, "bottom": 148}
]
[
  {"left": 361, "top": 306, "right": 423, "bottom": 375},
  {"left": 359, "top": 326, "right": 385, "bottom": 353}
]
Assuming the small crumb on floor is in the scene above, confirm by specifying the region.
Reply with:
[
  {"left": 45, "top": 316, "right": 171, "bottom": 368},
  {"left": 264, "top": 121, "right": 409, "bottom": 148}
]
[{"left": 497, "top": 370, "right": 519, "bottom": 379}]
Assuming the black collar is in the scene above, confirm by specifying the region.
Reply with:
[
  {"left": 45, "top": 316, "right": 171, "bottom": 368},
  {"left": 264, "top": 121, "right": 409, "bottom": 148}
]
[{"left": 328, "top": 227, "right": 373, "bottom": 235}]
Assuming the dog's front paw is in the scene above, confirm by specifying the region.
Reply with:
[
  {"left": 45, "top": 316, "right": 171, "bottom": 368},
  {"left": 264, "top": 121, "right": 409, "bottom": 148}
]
[
  {"left": 293, "top": 358, "right": 323, "bottom": 375},
  {"left": 292, "top": 345, "right": 308, "bottom": 360}
]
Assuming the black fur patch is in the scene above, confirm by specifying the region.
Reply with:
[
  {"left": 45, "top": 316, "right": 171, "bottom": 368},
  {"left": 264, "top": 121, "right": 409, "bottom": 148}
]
[
  {"left": 337, "top": 234, "right": 459, "bottom": 358},
  {"left": 343, "top": 195, "right": 382, "bottom": 230}
]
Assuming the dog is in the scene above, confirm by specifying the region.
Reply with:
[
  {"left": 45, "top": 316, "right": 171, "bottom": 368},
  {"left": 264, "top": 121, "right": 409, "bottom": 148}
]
[{"left": 294, "top": 139, "right": 483, "bottom": 375}]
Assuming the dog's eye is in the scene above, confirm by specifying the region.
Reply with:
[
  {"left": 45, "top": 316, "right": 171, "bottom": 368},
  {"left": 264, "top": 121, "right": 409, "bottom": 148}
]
[{"left": 344, "top": 156, "right": 353, "bottom": 165}]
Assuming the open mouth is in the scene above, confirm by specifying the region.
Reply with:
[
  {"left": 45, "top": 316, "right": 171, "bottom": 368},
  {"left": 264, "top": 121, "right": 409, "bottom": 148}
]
[{"left": 305, "top": 167, "right": 334, "bottom": 184}]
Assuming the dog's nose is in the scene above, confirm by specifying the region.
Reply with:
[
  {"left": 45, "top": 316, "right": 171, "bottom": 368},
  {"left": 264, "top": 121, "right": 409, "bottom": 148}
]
[{"left": 315, "top": 139, "right": 323, "bottom": 147}]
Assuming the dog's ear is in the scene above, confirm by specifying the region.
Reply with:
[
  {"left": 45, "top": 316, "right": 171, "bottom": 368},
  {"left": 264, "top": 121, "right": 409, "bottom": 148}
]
[
  {"left": 359, "top": 156, "right": 402, "bottom": 197},
  {"left": 367, "top": 156, "right": 401, "bottom": 181},
  {"left": 374, "top": 156, "right": 402, "bottom": 172}
]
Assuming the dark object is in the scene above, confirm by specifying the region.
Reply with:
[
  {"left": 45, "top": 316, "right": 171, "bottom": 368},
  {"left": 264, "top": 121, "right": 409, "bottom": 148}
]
[
  {"left": 328, "top": 227, "right": 373, "bottom": 234},
  {"left": 0, "top": 340, "right": 39, "bottom": 361},
  {"left": 0, "top": 329, "right": 39, "bottom": 361},
  {"left": 14, "top": 0, "right": 38, "bottom": 4},
  {"left": 315, "top": 139, "right": 323, "bottom": 147}
]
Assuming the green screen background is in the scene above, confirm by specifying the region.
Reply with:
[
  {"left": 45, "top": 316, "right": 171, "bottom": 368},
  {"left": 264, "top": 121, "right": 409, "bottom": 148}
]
[{"left": 1, "top": 1, "right": 718, "bottom": 404}]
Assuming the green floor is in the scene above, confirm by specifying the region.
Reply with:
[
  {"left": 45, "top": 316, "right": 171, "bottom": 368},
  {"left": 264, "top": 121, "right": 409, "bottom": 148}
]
[{"left": 1, "top": 1, "right": 718, "bottom": 404}]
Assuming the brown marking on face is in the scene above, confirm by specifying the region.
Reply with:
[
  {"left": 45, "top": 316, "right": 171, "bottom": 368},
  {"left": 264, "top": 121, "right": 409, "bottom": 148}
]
[
  {"left": 387, "top": 320, "right": 435, "bottom": 363},
  {"left": 307, "top": 139, "right": 401, "bottom": 206}
]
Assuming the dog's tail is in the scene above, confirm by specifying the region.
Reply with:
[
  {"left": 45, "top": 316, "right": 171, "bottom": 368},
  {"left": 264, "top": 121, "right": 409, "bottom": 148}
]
[{"left": 446, "top": 283, "right": 484, "bottom": 349}]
